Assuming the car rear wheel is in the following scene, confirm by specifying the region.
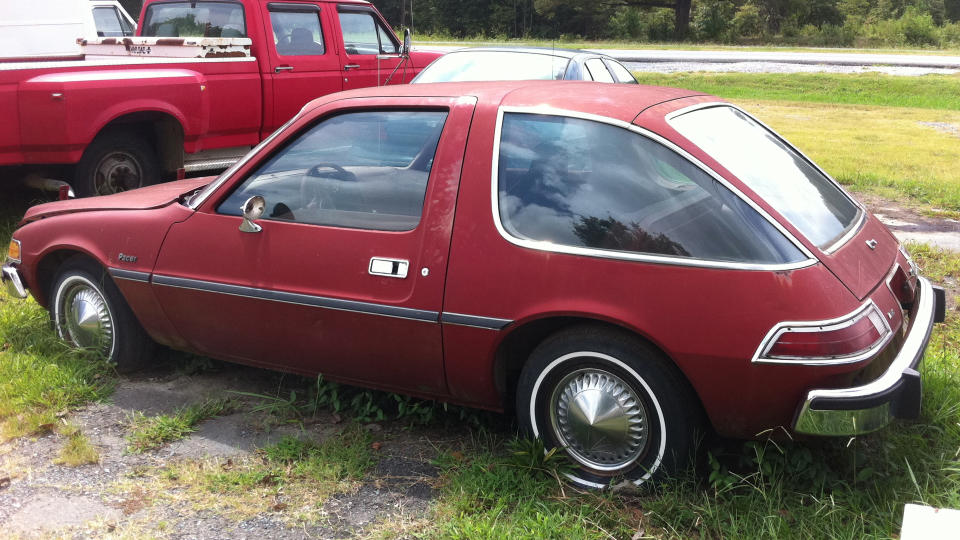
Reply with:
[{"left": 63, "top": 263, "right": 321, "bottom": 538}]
[
  {"left": 73, "top": 130, "right": 159, "bottom": 197},
  {"left": 516, "top": 326, "right": 700, "bottom": 489},
  {"left": 50, "top": 257, "right": 153, "bottom": 372}
]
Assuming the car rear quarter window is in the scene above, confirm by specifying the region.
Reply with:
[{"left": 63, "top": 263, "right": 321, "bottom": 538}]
[
  {"left": 669, "top": 105, "right": 861, "bottom": 250},
  {"left": 142, "top": 1, "right": 246, "bottom": 37},
  {"left": 218, "top": 110, "right": 448, "bottom": 232},
  {"left": 496, "top": 113, "right": 807, "bottom": 266},
  {"left": 584, "top": 58, "right": 614, "bottom": 82}
]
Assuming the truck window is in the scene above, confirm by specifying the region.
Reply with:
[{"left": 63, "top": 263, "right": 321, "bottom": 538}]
[
  {"left": 142, "top": 1, "right": 246, "bottom": 38},
  {"left": 269, "top": 9, "right": 325, "bottom": 56},
  {"left": 93, "top": 7, "right": 134, "bottom": 37},
  {"left": 338, "top": 12, "right": 397, "bottom": 55}
]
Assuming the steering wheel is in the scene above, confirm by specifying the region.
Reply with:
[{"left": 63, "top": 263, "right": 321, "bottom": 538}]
[{"left": 300, "top": 162, "right": 358, "bottom": 211}]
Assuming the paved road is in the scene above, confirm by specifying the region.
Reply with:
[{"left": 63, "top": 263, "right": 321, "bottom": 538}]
[{"left": 415, "top": 45, "right": 960, "bottom": 75}]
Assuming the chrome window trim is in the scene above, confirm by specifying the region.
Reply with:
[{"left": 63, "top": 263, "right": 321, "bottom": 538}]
[
  {"left": 490, "top": 105, "right": 817, "bottom": 272},
  {"left": 665, "top": 102, "right": 866, "bottom": 255},
  {"left": 107, "top": 268, "right": 151, "bottom": 282},
  {"left": 187, "top": 113, "right": 301, "bottom": 210},
  {"left": 6, "top": 239, "right": 21, "bottom": 263},
  {"left": 151, "top": 274, "right": 439, "bottom": 323},
  {"left": 751, "top": 300, "right": 893, "bottom": 365}
]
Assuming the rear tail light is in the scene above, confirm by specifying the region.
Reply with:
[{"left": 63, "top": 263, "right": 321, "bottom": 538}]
[{"left": 755, "top": 303, "right": 891, "bottom": 364}]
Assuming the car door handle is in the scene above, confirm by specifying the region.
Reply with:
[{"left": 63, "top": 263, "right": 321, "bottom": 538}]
[
  {"left": 369, "top": 257, "right": 408, "bottom": 279},
  {"left": 344, "top": 64, "right": 360, "bottom": 71},
  {"left": 274, "top": 65, "right": 294, "bottom": 73}
]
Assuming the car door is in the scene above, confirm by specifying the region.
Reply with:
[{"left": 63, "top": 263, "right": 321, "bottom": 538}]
[
  {"left": 151, "top": 96, "right": 476, "bottom": 394},
  {"left": 335, "top": 5, "right": 406, "bottom": 89},
  {"left": 261, "top": 1, "right": 342, "bottom": 134}
]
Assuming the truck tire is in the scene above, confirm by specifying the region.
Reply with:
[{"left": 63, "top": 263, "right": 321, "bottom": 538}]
[{"left": 73, "top": 130, "right": 159, "bottom": 197}]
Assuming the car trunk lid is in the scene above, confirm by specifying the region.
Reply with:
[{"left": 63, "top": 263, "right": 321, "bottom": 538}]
[{"left": 817, "top": 212, "right": 899, "bottom": 301}]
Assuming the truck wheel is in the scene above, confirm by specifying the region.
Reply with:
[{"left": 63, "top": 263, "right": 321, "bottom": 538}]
[
  {"left": 73, "top": 130, "right": 159, "bottom": 197},
  {"left": 516, "top": 326, "right": 700, "bottom": 489},
  {"left": 50, "top": 256, "right": 154, "bottom": 372}
]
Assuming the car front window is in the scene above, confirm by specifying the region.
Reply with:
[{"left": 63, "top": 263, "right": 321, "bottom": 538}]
[
  {"left": 496, "top": 113, "right": 807, "bottom": 265},
  {"left": 218, "top": 110, "right": 448, "bottom": 232},
  {"left": 670, "top": 105, "right": 861, "bottom": 250},
  {"left": 413, "top": 51, "right": 569, "bottom": 83}
]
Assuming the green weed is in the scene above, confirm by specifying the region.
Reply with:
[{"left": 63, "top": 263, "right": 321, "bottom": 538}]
[{"left": 126, "top": 398, "right": 232, "bottom": 453}]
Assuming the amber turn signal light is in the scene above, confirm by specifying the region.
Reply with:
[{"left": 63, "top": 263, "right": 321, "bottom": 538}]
[{"left": 7, "top": 239, "right": 21, "bottom": 261}]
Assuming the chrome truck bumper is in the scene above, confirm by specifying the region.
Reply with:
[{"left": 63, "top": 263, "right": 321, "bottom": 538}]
[
  {"left": 2, "top": 263, "right": 28, "bottom": 299},
  {"left": 793, "top": 277, "right": 946, "bottom": 436}
]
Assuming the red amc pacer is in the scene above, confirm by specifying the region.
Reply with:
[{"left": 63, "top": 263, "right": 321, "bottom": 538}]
[{"left": 2, "top": 81, "right": 946, "bottom": 489}]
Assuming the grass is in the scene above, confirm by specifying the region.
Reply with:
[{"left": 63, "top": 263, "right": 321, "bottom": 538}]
[
  {"left": 126, "top": 397, "right": 232, "bottom": 453},
  {"left": 633, "top": 72, "right": 960, "bottom": 110},
  {"left": 118, "top": 426, "right": 375, "bottom": 523},
  {"left": 54, "top": 424, "right": 100, "bottom": 466}
]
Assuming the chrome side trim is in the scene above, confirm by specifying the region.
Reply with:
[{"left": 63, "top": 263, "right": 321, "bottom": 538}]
[
  {"left": 793, "top": 277, "right": 937, "bottom": 435},
  {"left": 440, "top": 312, "right": 512, "bottom": 330},
  {"left": 665, "top": 102, "right": 866, "bottom": 254},
  {"left": 107, "top": 268, "right": 151, "bottom": 282},
  {"left": 751, "top": 300, "right": 892, "bottom": 365},
  {"left": 151, "top": 274, "right": 439, "bottom": 323},
  {"left": 490, "top": 105, "right": 818, "bottom": 272}
]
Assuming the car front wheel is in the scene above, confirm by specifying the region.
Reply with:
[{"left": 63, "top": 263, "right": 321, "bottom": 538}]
[
  {"left": 516, "top": 327, "right": 700, "bottom": 489},
  {"left": 50, "top": 257, "right": 153, "bottom": 371}
]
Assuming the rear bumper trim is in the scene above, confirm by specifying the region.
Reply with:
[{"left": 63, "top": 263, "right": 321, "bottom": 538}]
[
  {"left": 2, "top": 263, "right": 28, "bottom": 299},
  {"left": 793, "top": 277, "right": 941, "bottom": 436}
]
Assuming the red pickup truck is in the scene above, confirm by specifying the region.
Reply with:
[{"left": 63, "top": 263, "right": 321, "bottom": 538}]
[{"left": 0, "top": 0, "right": 441, "bottom": 196}]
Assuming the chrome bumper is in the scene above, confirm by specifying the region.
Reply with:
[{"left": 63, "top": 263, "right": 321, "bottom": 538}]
[
  {"left": 793, "top": 277, "right": 943, "bottom": 436},
  {"left": 2, "top": 263, "right": 28, "bottom": 299}
]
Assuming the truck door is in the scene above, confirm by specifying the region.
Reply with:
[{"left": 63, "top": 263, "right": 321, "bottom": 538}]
[
  {"left": 261, "top": 1, "right": 342, "bottom": 134},
  {"left": 335, "top": 5, "right": 408, "bottom": 90}
]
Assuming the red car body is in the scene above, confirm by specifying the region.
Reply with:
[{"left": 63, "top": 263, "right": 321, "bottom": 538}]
[{"left": 3, "top": 81, "right": 943, "bottom": 488}]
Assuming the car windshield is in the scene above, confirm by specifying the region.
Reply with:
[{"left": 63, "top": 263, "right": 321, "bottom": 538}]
[
  {"left": 413, "top": 51, "right": 569, "bottom": 83},
  {"left": 670, "top": 105, "right": 861, "bottom": 250}
]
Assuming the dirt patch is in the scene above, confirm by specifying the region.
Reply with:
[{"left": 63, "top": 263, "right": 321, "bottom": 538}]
[
  {"left": 856, "top": 192, "right": 960, "bottom": 251},
  {"left": 918, "top": 121, "right": 960, "bottom": 138},
  {"left": 0, "top": 361, "right": 482, "bottom": 538}
]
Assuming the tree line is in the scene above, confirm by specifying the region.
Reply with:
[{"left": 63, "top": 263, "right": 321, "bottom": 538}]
[{"left": 373, "top": 0, "right": 960, "bottom": 46}]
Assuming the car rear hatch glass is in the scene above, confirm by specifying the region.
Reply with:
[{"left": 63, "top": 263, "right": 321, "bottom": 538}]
[{"left": 670, "top": 104, "right": 894, "bottom": 299}]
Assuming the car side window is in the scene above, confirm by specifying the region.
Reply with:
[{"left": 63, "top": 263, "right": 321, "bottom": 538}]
[
  {"left": 93, "top": 7, "right": 133, "bottom": 37},
  {"left": 584, "top": 59, "right": 615, "bottom": 83},
  {"left": 270, "top": 8, "right": 325, "bottom": 56},
  {"left": 339, "top": 11, "right": 397, "bottom": 54},
  {"left": 496, "top": 113, "right": 806, "bottom": 265},
  {"left": 218, "top": 110, "right": 448, "bottom": 232}
]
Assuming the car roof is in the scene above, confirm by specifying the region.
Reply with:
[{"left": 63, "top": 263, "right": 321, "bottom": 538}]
[
  {"left": 444, "top": 46, "right": 613, "bottom": 60},
  {"left": 313, "top": 81, "right": 707, "bottom": 126}
]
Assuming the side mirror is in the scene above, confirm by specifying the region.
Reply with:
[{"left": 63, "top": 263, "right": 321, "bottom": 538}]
[
  {"left": 239, "top": 195, "right": 265, "bottom": 233},
  {"left": 401, "top": 28, "right": 411, "bottom": 57}
]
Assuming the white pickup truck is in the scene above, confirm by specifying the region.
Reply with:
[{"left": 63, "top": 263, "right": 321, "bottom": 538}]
[{"left": 0, "top": 0, "right": 138, "bottom": 59}]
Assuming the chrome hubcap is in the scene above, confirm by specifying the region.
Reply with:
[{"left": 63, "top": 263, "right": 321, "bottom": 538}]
[
  {"left": 550, "top": 368, "right": 649, "bottom": 472},
  {"left": 94, "top": 151, "right": 142, "bottom": 195},
  {"left": 57, "top": 278, "right": 113, "bottom": 357}
]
